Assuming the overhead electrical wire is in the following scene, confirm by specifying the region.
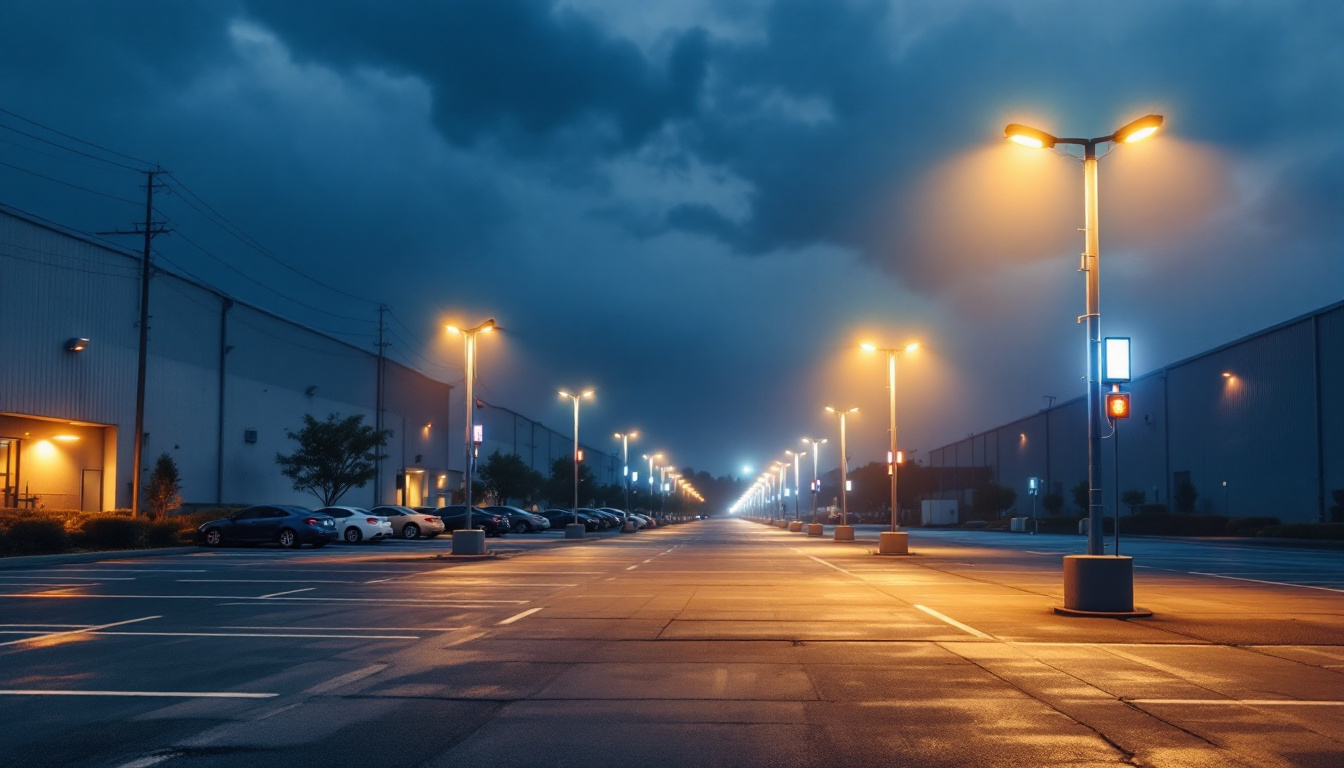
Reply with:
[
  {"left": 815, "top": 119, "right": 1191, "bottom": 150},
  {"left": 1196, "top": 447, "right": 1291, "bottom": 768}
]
[
  {"left": 0, "top": 158, "right": 143, "bottom": 206},
  {"left": 0, "top": 106, "right": 156, "bottom": 168}
]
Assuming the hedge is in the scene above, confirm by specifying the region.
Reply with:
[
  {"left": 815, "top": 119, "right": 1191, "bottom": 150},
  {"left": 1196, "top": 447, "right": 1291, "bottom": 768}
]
[{"left": 0, "top": 508, "right": 212, "bottom": 557}]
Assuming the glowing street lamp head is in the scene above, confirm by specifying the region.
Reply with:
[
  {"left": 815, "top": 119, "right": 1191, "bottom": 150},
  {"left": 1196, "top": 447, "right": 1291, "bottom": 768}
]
[
  {"left": 1114, "top": 114, "right": 1163, "bottom": 144},
  {"left": 581, "top": 389, "right": 595, "bottom": 398},
  {"left": 1004, "top": 123, "right": 1057, "bottom": 149},
  {"left": 445, "top": 325, "right": 460, "bottom": 335},
  {"left": 860, "top": 342, "right": 877, "bottom": 353},
  {"left": 558, "top": 390, "right": 571, "bottom": 399},
  {"left": 905, "top": 342, "right": 920, "bottom": 352}
]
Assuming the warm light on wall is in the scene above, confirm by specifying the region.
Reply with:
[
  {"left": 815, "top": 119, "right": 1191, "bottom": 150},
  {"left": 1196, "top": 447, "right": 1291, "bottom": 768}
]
[
  {"left": 53, "top": 434, "right": 81, "bottom": 442},
  {"left": 32, "top": 440, "right": 57, "bottom": 459}
]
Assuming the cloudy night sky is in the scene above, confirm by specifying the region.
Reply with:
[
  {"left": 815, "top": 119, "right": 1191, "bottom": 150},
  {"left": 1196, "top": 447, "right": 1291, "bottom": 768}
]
[{"left": 2, "top": 1, "right": 1341, "bottom": 479}]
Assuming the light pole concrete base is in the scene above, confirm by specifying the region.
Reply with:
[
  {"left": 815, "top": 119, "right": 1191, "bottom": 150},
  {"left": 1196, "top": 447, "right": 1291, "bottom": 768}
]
[
  {"left": 877, "top": 531, "right": 909, "bottom": 555},
  {"left": 776, "top": 521, "right": 789, "bottom": 529},
  {"left": 564, "top": 523, "right": 587, "bottom": 539},
  {"left": 833, "top": 525, "right": 855, "bottom": 542},
  {"left": 807, "top": 523, "right": 824, "bottom": 536},
  {"left": 451, "top": 529, "right": 487, "bottom": 556},
  {"left": 788, "top": 521, "right": 803, "bottom": 532},
  {"left": 621, "top": 521, "right": 637, "bottom": 533},
  {"left": 1055, "top": 555, "right": 1152, "bottom": 617}
]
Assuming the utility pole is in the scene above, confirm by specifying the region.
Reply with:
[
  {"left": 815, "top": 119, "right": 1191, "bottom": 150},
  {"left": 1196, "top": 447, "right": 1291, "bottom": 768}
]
[
  {"left": 99, "top": 168, "right": 168, "bottom": 517},
  {"left": 375, "top": 305, "right": 388, "bottom": 507}
]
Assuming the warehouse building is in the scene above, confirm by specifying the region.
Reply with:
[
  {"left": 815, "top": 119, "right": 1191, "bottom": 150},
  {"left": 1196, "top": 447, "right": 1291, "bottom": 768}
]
[
  {"left": 0, "top": 204, "right": 454, "bottom": 512},
  {"left": 927, "top": 300, "right": 1344, "bottom": 524}
]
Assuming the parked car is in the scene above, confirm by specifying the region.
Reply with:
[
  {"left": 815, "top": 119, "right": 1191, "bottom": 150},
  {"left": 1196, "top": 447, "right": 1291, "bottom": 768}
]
[
  {"left": 485, "top": 506, "right": 551, "bottom": 533},
  {"left": 197, "top": 505, "right": 338, "bottom": 549},
  {"left": 370, "top": 505, "right": 447, "bottom": 539},
  {"left": 582, "top": 508, "right": 620, "bottom": 530},
  {"left": 417, "top": 506, "right": 509, "bottom": 537},
  {"left": 542, "top": 509, "right": 600, "bottom": 532},
  {"left": 627, "top": 512, "right": 654, "bottom": 528},
  {"left": 316, "top": 506, "right": 393, "bottom": 543}
]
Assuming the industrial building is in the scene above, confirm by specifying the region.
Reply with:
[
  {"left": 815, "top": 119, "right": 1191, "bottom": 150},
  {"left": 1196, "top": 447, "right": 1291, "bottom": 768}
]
[
  {"left": 927, "top": 300, "right": 1344, "bottom": 524},
  {"left": 0, "top": 204, "right": 455, "bottom": 512}
]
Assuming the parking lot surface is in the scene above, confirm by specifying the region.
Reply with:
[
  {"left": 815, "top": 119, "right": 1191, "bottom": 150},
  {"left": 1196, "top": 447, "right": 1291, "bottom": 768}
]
[{"left": 1, "top": 519, "right": 1341, "bottom": 767}]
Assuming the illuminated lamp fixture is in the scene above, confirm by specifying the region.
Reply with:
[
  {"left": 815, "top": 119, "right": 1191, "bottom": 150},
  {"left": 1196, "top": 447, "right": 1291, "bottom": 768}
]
[{"left": 65, "top": 337, "right": 90, "bottom": 352}]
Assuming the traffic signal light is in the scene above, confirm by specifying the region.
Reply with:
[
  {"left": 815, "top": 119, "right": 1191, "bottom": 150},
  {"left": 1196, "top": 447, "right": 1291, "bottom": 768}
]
[{"left": 1105, "top": 392, "right": 1131, "bottom": 419}]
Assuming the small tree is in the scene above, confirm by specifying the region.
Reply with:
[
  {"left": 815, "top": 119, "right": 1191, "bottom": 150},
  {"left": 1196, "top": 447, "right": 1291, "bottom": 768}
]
[
  {"left": 145, "top": 453, "right": 182, "bottom": 520},
  {"left": 1071, "top": 480, "right": 1091, "bottom": 515},
  {"left": 1120, "top": 489, "right": 1146, "bottom": 516},
  {"left": 275, "top": 413, "right": 391, "bottom": 506},
  {"left": 1042, "top": 492, "right": 1064, "bottom": 516},
  {"left": 480, "top": 451, "right": 540, "bottom": 505},
  {"left": 971, "top": 481, "right": 1017, "bottom": 520}
]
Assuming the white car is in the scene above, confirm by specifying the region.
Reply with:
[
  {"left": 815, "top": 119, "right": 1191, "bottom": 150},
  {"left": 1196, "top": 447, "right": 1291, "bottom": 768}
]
[{"left": 316, "top": 506, "right": 393, "bottom": 543}]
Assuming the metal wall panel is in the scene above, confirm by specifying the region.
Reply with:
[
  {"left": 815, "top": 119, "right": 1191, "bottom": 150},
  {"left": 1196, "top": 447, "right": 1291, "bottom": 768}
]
[{"left": 1319, "top": 307, "right": 1344, "bottom": 521}]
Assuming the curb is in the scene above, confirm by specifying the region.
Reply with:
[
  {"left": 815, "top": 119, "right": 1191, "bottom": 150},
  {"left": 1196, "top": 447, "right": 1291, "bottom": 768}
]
[{"left": 0, "top": 546, "right": 198, "bottom": 571}]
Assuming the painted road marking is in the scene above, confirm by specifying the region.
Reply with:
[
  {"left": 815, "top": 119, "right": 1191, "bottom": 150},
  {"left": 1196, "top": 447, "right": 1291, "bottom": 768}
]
[
  {"left": 1189, "top": 572, "right": 1344, "bottom": 594},
  {"left": 0, "top": 593, "right": 527, "bottom": 604},
  {"left": 498, "top": 608, "right": 544, "bottom": 625},
  {"left": 1128, "top": 699, "right": 1344, "bottom": 706},
  {"left": 114, "top": 753, "right": 178, "bottom": 768},
  {"left": 626, "top": 565, "right": 639, "bottom": 571},
  {"left": 0, "top": 576, "right": 134, "bottom": 581},
  {"left": 0, "top": 630, "right": 420, "bottom": 640},
  {"left": 0, "top": 615, "right": 160, "bottom": 648},
  {"left": 306, "top": 663, "right": 389, "bottom": 694},
  {"left": 806, "top": 555, "right": 853, "bottom": 576},
  {"left": 258, "top": 588, "right": 316, "bottom": 598},
  {"left": 222, "top": 625, "right": 469, "bottom": 632},
  {"left": 0, "top": 689, "right": 277, "bottom": 699},
  {"left": 913, "top": 605, "right": 993, "bottom": 640},
  {"left": 178, "top": 579, "right": 354, "bottom": 584}
]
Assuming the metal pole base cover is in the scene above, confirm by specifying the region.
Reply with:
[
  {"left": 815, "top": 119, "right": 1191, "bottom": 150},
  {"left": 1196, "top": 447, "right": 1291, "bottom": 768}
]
[
  {"left": 564, "top": 523, "right": 587, "bottom": 539},
  {"left": 833, "top": 525, "right": 855, "bottom": 542},
  {"left": 877, "top": 531, "right": 909, "bottom": 555},
  {"left": 451, "top": 529, "right": 488, "bottom": 556},
  {"left": 1057, "top": 555, "right": 1152, "bottom": 617}
]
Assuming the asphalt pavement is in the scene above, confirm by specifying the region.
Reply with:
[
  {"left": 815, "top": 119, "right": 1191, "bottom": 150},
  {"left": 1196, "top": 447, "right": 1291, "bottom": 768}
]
[{"left": 0, "top": 519, "right": 1340, "bottom": 767}]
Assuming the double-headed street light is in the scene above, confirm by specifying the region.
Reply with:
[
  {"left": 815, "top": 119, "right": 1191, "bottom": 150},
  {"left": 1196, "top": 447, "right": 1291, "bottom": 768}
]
[
  {"left": 861, "top": 341, "right": 919, "bottom": 555},
  {"left": 801, "top": 437, "right": 826, "bottom": 520},
  {"left": 614, "top": 430, "right": 638, "bottom": 511},
  {"left": 785, "top": 449, "right": 805, "bottom": 521},
  {"left": 824, "top": 406, "right": 859, "bottom": 541},
  {"left": 643, "top": 453, "right": 662, "bottom": 511},
  {"left": 446, "top": 318, "right": 496, "bottom": 555},
  {"left": 558, "top": 388, "right": 595, "bottom": 538},
  {"left": 1005, "top": 113, "right": 1162, "bottom": 615}
]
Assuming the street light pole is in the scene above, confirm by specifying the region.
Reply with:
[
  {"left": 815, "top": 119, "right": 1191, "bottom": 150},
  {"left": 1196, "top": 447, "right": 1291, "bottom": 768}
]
[
  {"left": 446, "top": 319, "right": 496, "bottom": 555},
  {"left": 559, "top": 388, "right": 594, "bottom": 538},
  {"left": 615, "top": 431, "right": 637, "bottom": 511},
  {"left": 787, "top": 450, "right": 804, "bottom": 521},
  {"left": 1005, "top": 113, "right": 1162, "bottom": 615},
  {"left": 862, "top": 342, "right": 918, "bottom": 555},
  {"left": 825, "top": 407, "right": 859, "bottom": 541},
  {"left": 802, "top": 437, "right": 826, "bottom": 521}
]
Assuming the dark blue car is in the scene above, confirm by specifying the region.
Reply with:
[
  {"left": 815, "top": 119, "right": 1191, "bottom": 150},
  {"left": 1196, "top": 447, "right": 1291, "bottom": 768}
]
[{"left": 197, "top": 505, "right": 338, "bottom": 549}]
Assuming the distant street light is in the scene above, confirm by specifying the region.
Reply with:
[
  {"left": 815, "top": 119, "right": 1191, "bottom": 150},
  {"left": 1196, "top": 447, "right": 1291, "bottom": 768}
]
[
  {"left": 559, "top": 388, "right": 595, "bottom": 537},
  {"left": 446, "top": 318, "right": 495, "bottom": 555},
  {"left": 801, "top": 437, "right": 827, "bottom": 520},
  {"left": 643, "top": 453, "right": 663, "bottom": 512},
  {"left": 614, "top": 430, "right": 638, "bottom": 511},
  {"left": 825, "top": 406, "right": 859, "bottom": 538},
  {"left": 861, "top": 341, "right": 919, "bottom": 555},
  {"left": 1005, "top": 113, "right": 1162, "bottom": 615},
  {"left": 786, "top": 450, "right": 805, "bottom": 521}
]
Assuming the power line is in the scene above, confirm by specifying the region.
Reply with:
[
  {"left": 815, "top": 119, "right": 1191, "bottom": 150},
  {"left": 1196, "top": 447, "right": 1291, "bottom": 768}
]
[
  {"left": 0, "top": 107, "right": 156, "bottom": 168},
  {"left": 0, "top": 120, "right": 147, "bottom": 173},
  {"left": 0, "top": 158, "right": 143, "bottom": 206}
]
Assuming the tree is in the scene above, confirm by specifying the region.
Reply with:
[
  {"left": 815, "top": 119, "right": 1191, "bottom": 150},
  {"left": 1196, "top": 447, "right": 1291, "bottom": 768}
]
[
  {"left": 1174, "top": 479, "right": 1199, "bottom": 514},
  {"left": 545, "top": 457, "right": 597, "bottom": 508},
  {"left": 1042, "top": 492, "right": 1064, "bottom": 516},
  {"left": 275, "top": 413, "right": 390, "bottom": 506},
  {"left": 1120, "top": 489, "right": 1146, "bottom": 515},
  {"left": 1071, "top": 480, "right": 1090, "bottom": 515},
  {"left": 480, "top": 451, "right": 540, "bottom": 505},
  {"left": 145, "top": 453, "right": 182, "bottom": 520},
  {"left": 970, "top": 481, "right": 1017, "bottom": 520}
]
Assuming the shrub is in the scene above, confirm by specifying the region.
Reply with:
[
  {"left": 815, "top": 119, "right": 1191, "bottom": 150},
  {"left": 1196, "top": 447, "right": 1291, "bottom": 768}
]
[
  {"left": 145, "top": 521, "right": 186, "bottom": 548},
  {"left": 1138, "top": 503, "right": 1168, "bottom": 515},
  {"left": 1174, "top": 480, "right": 1199, "bottom": 513},
  {"left": 76, "top": 516, "right": 146, "bottom": 550},
  {"left": 1256, "top": 523, "right": 1344, "bottom": 541},
  {"left": 1035, "top": 516, "right": 1081, "bottom": 534},
  {"left": 1224, "top": 516, "right": 1280, "bottom": 536},
  {"left": 4, "top": 518, "right": 69, "bottom": 555},
  {"left": 145, "top": 453, "right": 182, "bottom": 520},
  {"left": 1042, "top": 493, "right": 1064, "bottom": 516}
]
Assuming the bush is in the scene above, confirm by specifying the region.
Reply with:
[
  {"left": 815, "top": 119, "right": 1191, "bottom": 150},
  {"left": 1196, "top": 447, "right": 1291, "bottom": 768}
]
[
  {"left": 1225, "top": 516, "right": 1280, "bottom": 536},
  {"left": 1256, "top": 523, "right": 1344, "bottom": 541},
  {"left": 75, "top": 516, "right": 146, "bottom": 550},
  {"left": 1138, "top": 503, "right": 1168, "bottom": 515},
  {"left": 145, "top": 521, "right": 186, "bottom": 548},
  {"left": 4, "top": 518, "right": 69, "bottom": 555}
]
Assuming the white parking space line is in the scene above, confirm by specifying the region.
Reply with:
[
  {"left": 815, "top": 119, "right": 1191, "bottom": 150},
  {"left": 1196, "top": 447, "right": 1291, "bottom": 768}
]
[
  {"left": 0, "top": 576, "right": 134, "bottom": 581},
  {"left": 51, "top": 630, "right": 419, "bottom": 640},
  {"left": 306, "top": 664, "right": 389, "bottom": 694},
  {"left": 178, "top": 579, "right": 354, "bottom": 584},
  {"left": 222, "top": 625, "right": 469, "bottom": 632},
  {"left": 0, "top": 689, "right": 277, "bottom": 699},
  {"left": 365, "top": 578, "right": 394, "bottom": 583},
  {"left": 914, "top": 605, "right": 994, "bottom": 640},
  {"left": 114, "top": 753, "right": 177, "bottom": 768},
  {"left": 0, "top": 593, "right": 528, "bottom": 604},
  {"left": 497, "top": 608, "right": 543, "bottom": 625},
  {"left": 626, "top": 566, "right": 639, "bottom": 571},
  {"left": 1189, "top": 572, "right": 1344, "bottom": 594},
  {"left": 805, "top": 555, "right": 853, "bottom": 576},
  {"left": 258, "top": 588, "right": 317, "bottom": 598},
  {"left": 50, "top": 568, "right": 205, "bottom": 573},
  {"left": 0, "top": 615, "right": 160, "bottom": 648},
  {"left": 1128, "top": 699, "right": 1344, "bottom": 706}
]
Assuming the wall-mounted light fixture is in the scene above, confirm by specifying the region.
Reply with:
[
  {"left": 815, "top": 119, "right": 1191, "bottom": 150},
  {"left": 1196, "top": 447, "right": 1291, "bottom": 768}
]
[{"left": 65, "top": 337, "right": 90, "bottom": 352}]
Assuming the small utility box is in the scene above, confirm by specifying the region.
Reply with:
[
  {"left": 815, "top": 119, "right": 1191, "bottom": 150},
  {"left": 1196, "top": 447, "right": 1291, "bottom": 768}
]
[{"left": 921, "top": 500, "right": 958, "bottom": 526}]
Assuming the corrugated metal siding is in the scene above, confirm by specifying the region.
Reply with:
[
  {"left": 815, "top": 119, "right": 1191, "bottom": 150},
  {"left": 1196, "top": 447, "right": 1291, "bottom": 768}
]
[{"left": 1320, "top": 307, "right": 1344, "bottom": 520}]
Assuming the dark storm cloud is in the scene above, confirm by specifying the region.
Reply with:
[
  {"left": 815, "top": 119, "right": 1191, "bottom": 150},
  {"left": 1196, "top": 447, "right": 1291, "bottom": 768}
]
[{"left": 242, "top": 0, "right": 708, "bottom": 155}]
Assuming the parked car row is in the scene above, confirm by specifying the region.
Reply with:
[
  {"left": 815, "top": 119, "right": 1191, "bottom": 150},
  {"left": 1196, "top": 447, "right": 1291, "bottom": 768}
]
[{"left": 197, "top": 503, "right": 666, "bottom": 548}]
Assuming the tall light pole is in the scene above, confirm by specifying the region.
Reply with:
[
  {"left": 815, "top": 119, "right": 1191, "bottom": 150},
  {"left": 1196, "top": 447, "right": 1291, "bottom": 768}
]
[
  {"left": 802, "top": 437, "right": 826, "bottom": 521},
  {"left": 1005, "top": 113, "right": 1162, "bottom": 615},
  {"left": 786, "top": 450, "right": 805, "bottom": 521},
  {"left": 775, "top": 461, "right": 788, "bottom": 518},
  {"left": 862, "top": 341, "right": 919, "bottom": 555},
  {"left": 643, "top": 453, "right": 662, "bottom": 513},
  {"left": 614, "top": 430, "right": 637, "bottom": 511},
  {"left": 825, "top": 406, "right": 859, "bottom": 541},
  {"left": 446, "top": 319, "right": 495, "bottom": 555},
  {"left": 558, "top": 388, "right": 595, "bottom": 538}
]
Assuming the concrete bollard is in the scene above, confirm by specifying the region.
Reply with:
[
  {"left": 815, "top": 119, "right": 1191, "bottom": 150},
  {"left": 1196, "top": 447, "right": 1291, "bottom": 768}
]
[
  {"left": 564, "top": 523, "right": 586, "bottom": 539},
  {"left": 1056, "top": 555, "right": 1151, "bottom": 617},
  {"left": 833, "top": 525, "right": 854, "bottom": 541},
  {"left": 788, "top": 521, "right": 803, "bottom": 532},
  {"left": 807, "top": 523, "right": 824, "bottom": 536},
  {"left": 877, "top": 531, "right": 909, "bottom": 555},
  {"left": 451, "top": 529, "right": 488, "bottom": 555}
]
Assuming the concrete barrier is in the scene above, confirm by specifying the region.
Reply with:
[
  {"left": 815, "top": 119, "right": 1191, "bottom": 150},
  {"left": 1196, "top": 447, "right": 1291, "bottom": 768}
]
[
  {"left": 807, "top": 523, "right": 824, "bottom": 536},
  {"left": 833, "top": 525, "right": 855, "bottom": 541},
  {"left": 788, "top": 521, "right": 803, "bottom": 532},
  {"left": 877, "top": 531, "right": 909, "bottom": 554}
]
